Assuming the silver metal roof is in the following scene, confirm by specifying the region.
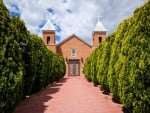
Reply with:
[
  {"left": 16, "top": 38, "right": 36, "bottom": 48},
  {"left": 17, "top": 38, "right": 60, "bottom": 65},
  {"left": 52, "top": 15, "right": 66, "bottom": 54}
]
[
  {"left": 94, "top": 21, "right": 107, "bottom": 32},
  {"left": 41, "top": 18, "right": 55, "bottom": 31}
]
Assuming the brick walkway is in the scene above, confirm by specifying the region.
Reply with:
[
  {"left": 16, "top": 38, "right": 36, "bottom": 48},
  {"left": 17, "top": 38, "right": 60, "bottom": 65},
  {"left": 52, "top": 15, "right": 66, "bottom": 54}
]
[{"left": 14, "top": 74, "right": 123, "bottom": 113}]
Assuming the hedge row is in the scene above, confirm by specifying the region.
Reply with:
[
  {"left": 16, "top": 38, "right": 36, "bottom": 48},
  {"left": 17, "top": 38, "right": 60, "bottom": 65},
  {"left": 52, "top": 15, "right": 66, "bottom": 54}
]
[
  {"left": 83, "top": 1, "right": 150, "bottom": 113},
  {"left": 23, "top": 34, "right": 66, "bottom": 95},
  {"left": 0, "top": 1, "right": 66, "bottom": 113}
]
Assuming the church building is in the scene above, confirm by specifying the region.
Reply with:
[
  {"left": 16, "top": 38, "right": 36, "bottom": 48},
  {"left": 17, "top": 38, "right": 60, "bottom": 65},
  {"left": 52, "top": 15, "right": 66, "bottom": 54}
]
[{"left": 41, "top": 16, "right": 107, "bottom": 76}]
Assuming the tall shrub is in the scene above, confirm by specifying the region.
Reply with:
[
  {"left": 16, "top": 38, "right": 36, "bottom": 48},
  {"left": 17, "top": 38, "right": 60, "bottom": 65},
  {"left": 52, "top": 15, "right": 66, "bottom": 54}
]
[
  {"left": 83, "top": 1, "right": 150, "bottom": 112},
  {"left": 0, "top": 1, "right": 24, "bottom": 112}
]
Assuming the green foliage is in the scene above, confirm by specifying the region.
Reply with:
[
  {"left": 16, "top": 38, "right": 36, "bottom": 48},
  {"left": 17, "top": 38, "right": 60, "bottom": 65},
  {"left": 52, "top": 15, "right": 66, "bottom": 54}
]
[
  {"left": 83, "top": 1, "right": 150, "bottom": 112},
  {"left": 83, "top": 46, "right": 100, "bottom": 84},
  {"left": 0, "top": 2, "right": 24, "bottom": 113},
  {"left": 0, "top": 1, "right": 66, "bottom": 113},
  {"left": 97, "top": 33, "right": 115, "bottom": 91},
  {"left": 24, "top": 35, "right": 66, "bottom": 94}
]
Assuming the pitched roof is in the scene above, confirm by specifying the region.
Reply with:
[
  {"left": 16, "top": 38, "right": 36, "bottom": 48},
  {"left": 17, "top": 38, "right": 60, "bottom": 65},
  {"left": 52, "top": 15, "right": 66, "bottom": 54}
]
[
  {"left": 94, "top": 20, "right": 107, "bottom": 32},
  {"left": 94, "top": 14, "right": 107, "bottom": 32},
  {"left": 57, "top": 34, "right": 92, "bottom": 48},
  {"left": 41, "top": 19, "right": 55, "bottom": 31}
]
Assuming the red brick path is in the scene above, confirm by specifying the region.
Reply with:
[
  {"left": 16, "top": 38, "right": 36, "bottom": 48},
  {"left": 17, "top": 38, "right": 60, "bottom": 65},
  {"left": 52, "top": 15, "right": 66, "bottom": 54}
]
[{"left": 14, "top": 74, "right": 123, "bottom": 113}]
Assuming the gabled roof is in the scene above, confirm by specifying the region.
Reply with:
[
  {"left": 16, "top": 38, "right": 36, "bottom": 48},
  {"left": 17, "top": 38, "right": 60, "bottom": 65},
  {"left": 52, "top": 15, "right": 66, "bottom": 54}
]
[
  {"left": 57, "top": 34, "right": 92, "bottom": 48},
  {"left": 41, "top": 19, "right": 55, "bottom": 31}
]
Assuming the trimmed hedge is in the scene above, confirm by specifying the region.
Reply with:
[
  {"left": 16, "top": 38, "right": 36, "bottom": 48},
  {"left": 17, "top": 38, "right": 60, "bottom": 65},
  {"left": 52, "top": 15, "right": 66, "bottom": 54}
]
[
  {"left": 23, "top": 34, "right": 66, "bottom": 95},
  {"left": 0, "top": 1, "right": 66, "bottom": 113},
  {"left": 83, "top": 1, "right": 150, "bottom": 113}
]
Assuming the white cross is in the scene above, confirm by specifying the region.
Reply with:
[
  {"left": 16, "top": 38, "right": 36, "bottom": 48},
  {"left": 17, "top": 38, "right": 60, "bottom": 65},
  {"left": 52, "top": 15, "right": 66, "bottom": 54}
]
[
  {"left": 45, "top": 12, "right": 51, "bottom": 20},
  {"left": 98, "top": 12, "right": 102, "bottom": 21}
]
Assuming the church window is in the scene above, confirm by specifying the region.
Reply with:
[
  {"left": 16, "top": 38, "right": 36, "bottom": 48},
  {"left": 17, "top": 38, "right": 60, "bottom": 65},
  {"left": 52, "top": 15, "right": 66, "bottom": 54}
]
[
  {"left": 71, "top": 48, "right": 76, "bottom": 57},
  {"left": 99, "top": 37, "right": 102, "bottom": 43},
  {"left": 47, "top": 36, "right": 50, "bottom": 45}
]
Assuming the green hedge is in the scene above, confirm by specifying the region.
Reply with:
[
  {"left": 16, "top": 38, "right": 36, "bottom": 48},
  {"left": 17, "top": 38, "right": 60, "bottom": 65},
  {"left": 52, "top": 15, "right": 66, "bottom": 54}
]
[
  {"left": 24, "top": 35, "right": 66, "bottom": 94},
  {"left": 83, "top": 1, "right": 150, "bottom": 113},
  {"left": 0, "top": 1, "right": 66, "bottom": 113},
  {"left": 0, "top": 1, "right": 24, "bottom": 112}
]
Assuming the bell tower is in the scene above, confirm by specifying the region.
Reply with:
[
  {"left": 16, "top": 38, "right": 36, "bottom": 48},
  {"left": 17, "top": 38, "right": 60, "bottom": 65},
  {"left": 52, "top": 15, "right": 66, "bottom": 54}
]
[
  {"left": 92, "top": 14, "right": 107, "bottom": 49},
  {"left": 42, "top": 15, "right": 56, "bottom": 53}
]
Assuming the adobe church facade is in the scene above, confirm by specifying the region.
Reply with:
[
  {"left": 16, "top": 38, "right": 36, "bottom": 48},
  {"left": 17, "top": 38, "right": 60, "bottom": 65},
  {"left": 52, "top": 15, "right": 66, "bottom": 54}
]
[{"left": 41, "top": 16, "right": 107, "bottom": 76}]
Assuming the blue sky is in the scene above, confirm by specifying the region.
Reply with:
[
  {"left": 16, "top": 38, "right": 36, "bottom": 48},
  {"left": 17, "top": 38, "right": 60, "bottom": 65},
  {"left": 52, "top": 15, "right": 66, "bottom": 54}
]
[{"left": 4, "top": 0, "right": 146, "bottom": 44}]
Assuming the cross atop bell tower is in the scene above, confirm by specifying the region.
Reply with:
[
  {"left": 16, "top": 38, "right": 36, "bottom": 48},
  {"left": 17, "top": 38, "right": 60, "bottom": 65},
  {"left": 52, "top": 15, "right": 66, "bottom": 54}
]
[{"left": 98, "top": 12, "right": 102, "bottom": 22}]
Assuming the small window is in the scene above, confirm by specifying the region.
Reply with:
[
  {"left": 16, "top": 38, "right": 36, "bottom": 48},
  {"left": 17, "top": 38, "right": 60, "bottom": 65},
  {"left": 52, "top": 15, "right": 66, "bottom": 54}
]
[
  {"left": 99, "top": 37, "right": 102, "bottom": 43},
  {"left": 71, "top": 48, "right": 76, "bottom": 57},
  {"left": 47, "top": 36, "right": 50, "bottom": 45}
]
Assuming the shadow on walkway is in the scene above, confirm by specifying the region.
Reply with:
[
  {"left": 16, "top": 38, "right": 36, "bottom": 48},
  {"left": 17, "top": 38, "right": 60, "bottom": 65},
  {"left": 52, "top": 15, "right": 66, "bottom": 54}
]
[
  {"left": 13, "top": 77, "right": 69, "bottom": 113},
  {"left": 99, "top": 85, "right": 128, "bottom": 113}
]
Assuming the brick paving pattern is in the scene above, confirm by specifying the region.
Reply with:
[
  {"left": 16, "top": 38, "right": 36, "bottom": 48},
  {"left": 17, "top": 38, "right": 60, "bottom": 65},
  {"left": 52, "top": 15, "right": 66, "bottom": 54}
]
[{"left": 14, "top": 74, "right": 123, "bottom": 113}]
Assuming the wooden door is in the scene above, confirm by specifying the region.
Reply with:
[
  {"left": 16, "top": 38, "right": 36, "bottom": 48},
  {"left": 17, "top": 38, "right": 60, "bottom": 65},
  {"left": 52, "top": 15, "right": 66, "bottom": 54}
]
[{"left": 68, "top": 59, "right": 80, "bottom": 76}]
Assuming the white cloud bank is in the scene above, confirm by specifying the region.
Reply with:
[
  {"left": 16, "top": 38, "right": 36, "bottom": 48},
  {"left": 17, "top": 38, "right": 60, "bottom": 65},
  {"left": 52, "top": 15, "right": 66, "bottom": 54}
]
[{"left": 4, "top": 0, "right": 146, "bottom": 44}]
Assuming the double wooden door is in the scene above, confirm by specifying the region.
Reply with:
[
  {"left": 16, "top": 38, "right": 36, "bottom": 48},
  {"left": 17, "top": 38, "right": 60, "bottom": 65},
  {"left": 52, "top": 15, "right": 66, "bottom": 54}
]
[{"left": 68, "top": 59, "right": 80, "bottom": 76}]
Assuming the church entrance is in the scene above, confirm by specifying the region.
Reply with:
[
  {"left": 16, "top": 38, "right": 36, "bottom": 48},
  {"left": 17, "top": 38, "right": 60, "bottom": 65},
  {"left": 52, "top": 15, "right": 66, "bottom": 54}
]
[{"left": 68, "top": 59, "right": 80, "bottom": 76}]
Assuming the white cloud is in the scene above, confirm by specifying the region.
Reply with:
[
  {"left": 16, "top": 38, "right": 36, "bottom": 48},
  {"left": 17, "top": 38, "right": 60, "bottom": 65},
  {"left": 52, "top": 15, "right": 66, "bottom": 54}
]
[{"left": 4, "top": 0, "right": 146, "bottom": 44}]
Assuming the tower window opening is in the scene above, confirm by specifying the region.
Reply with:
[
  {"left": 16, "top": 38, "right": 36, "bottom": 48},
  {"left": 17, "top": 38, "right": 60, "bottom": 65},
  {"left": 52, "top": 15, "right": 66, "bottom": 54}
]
[
  {"left": 47, "top": 36, "right": 50, "bottom": 45},
  {"left": 99, "top": 37, "right": 102, "bottom": 43}
]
